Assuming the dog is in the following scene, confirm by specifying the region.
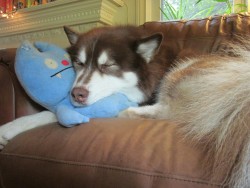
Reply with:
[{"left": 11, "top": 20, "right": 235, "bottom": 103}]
[
  {"left": 0, "top": 26, "right": 249, "bottom": 187},
  {"left": 63, "top": 25, "right": 171, "bottom": 106}
]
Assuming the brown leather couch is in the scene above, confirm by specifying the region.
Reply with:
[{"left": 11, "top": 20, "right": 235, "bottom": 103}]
[{"left": 0, "top": 13, "right": 250, "bottom": 188}]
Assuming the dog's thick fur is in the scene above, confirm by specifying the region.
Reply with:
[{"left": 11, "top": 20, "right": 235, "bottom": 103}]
[{"left": 120, "top": 39, "right": 250, "bottom": 187}]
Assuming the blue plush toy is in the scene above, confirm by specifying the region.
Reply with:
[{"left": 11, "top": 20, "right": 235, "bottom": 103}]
[{"left": 15, "top": 41, "right": 137, "bottom": 127}]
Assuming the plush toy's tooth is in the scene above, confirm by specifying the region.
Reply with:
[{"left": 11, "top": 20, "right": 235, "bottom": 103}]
[{"left": 56, "top": 73, "right": 62, "bottom": 78}]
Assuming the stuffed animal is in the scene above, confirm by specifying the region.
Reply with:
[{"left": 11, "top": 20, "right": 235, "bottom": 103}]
[{"left": 15, "top": 41, "right": 137, "bottom": 127}]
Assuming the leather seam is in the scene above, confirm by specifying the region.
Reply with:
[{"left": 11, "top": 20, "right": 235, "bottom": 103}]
[{"left": 0, "top": 153, "right": 224, "bottom": 187}]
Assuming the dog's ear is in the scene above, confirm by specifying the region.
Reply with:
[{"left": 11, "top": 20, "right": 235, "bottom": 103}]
[
  {"left": 136, "top": 33, "right": 163, "bottom": 63},
  {"left": 64, "top": 26, "right": 79, "bottom": 45}
]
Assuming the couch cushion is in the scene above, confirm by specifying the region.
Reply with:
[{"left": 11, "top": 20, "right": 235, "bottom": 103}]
[{"left": 0, "top": 118, "right": 224, "bottom": 188}]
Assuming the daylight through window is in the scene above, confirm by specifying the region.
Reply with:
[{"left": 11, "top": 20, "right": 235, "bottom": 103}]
[{"left": 161, "top": 0, "right": 247, "bottom": 21}]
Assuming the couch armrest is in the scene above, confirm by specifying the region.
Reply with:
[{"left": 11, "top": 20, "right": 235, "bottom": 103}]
[{"left": 0, "top": 48, "right": 44, "bottom": 126}]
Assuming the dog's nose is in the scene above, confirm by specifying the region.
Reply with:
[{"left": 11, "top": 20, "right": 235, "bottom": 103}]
[{"left": 71, "top": 87, "right": 89, "bottom": 104}]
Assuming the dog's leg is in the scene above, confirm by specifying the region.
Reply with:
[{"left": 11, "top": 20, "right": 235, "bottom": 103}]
[
  {"left": 0, "top": 111, "right": 57, "bottom": 150},
  {"left": 119, "top": 103, "right": 169, "bottom": 119}
]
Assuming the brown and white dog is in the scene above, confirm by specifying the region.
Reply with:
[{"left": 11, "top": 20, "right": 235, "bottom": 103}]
[
  {"left": 0, "top": 26, "right": 249, "bottom": 188},
  {"left": 63, "top": 26, "right": 170, "bottom": 106}
]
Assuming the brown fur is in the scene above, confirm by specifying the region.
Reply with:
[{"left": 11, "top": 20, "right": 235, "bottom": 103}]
[{"left": 120, "top": 38, "right": 250, "bottom": 187}]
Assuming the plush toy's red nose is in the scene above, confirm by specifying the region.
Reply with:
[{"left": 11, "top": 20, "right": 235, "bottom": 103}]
[{"left": 61, "top": 60, "right": 69, "bottom": 66}]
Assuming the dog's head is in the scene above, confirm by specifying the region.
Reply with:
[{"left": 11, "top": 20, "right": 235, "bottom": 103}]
[{"left": 64, "top": 26, "right": 162, "bottom": 106}]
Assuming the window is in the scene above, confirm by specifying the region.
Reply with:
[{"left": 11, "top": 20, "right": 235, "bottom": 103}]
[{"left": 161, "top": 0, "right": 248, "bottom": 21}]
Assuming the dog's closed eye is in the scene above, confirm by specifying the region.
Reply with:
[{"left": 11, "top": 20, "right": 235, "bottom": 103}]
[
  {"left": 74, "top": 58, "right": 86, "bottom": 67},
  {"left": 102, "top": 63, "right": 115, "bottom": 68},
  {"left": 100, "top": 63, "right": 118, "bottom": 72}
]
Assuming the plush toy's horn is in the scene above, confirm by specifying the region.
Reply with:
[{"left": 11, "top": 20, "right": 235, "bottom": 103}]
[
  {"left": 19, "top": 41, "right": 40, "bottom": 55},
  {"left": 34, "top": 41, "right": 57, "bottom": 53}
]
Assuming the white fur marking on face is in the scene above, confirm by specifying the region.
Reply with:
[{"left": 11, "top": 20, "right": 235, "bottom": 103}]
[
  {"left": 137, "top": 40, "right": 158, "bottom": 63},
  {"left": 121, "top": 72, "right": 144, "bottom": 102},
  {"left": 73, "top": 69, "right": 85, "bottom": 88},
  {"left": 98, "top": 51, "right": 109, "bottom": 65},
  {"left": 80, "top": 71, "right": 144, "bottom": 105},
  {"left": 79, "top": 48, "right": 87, "bottom": 63}
]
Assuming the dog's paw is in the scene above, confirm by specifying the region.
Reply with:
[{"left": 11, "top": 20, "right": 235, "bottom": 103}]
[
  {"left": 0, "top": 136, "right": 8, "bottom": 150},
  {"left": 0, "top": 125, "right": 11, "bottom": 150},
  {"left": 0, "top": 121, "right": 18, "bottom": 150},
  {"left": 3, "top": 128, "right": 20, "bottom": 141},
  {"left": 118, "top": 107, "right": 145, "bottom": 119}
]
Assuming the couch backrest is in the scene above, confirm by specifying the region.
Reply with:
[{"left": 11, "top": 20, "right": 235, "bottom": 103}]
[
  {"left": 141, "top": 13, "right": 250, "bottom": 63},
  {"left": 1, "top": 13, "right": 250, "bottom": 125},
  {"left": 0, "top": 48, "right": 44, "bottom": 125}
]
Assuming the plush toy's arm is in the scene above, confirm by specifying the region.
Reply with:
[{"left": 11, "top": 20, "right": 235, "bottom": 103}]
[
  {"left": 56, "top": 93, "right": 137, "bottom": 127},
  {"left": 56, "top": 105, "right": 90, "bottom": 128},
  {"left": 75, "top": 93, "right": 138, "bottom": 118}
]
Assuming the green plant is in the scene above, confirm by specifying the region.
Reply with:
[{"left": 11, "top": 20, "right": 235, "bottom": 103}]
[
  {"left": 160, "top": 0, "right": 185, "bottom": 20},
  {"left": 161, "top": 0, "right": 217, "bottom": 20},
  {"left": 196, "top": 0, "right": 247, "bottom": 14},
  {"left": 161, "top": 0, "right": 247, "bottom": 21}
]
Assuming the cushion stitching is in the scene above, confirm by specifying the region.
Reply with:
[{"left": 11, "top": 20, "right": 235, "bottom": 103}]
[
  {"left": 144, "top": 13, "right": 250, "bottom": 25},
  {"left": 0, "top": 153, "right": 224, "bottom": 187},
  {"left": 160, "top": 36, "right": 238, "bottom": 42}
]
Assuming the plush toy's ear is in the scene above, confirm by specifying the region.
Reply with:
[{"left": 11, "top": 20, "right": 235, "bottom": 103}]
[
  {"left": 64, "top": 26, "right": 79, "bottom": 45},
  {"left": 34, "top": 41, "right": 58, "bottom": 52},
  {"left": 136, "top": 33, "right": 163, "bottom": 63}
]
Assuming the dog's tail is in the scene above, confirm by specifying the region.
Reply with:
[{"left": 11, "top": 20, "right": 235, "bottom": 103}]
[{"left": 168, "top": 40, "right": 250, "bottom": 187}]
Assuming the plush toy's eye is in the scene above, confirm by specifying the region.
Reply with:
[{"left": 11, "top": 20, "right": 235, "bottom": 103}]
[
  {"left": 45, "top": 58, "right": 58, "bottom": 69},
  {"left": 61, "top": 60, "right": 70, "bottom": 66}
]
